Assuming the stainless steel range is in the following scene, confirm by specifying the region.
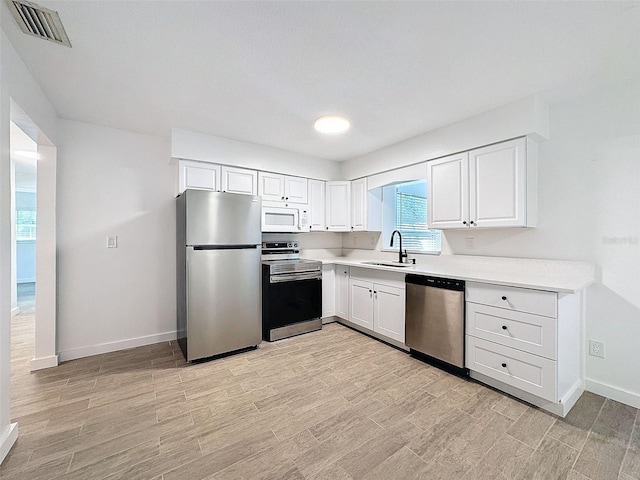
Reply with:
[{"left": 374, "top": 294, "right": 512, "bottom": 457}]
[{"left": 261, "top": 242, "right": 322, "bottom": 341}]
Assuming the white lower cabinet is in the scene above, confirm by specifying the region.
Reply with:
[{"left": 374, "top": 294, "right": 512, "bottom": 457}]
[
  {"left": 346, "top": 267, "right": 405, "bottom": 344},
  {"left": 350, "top": 279, "right": 375, "bottom": 330},
  {"left": 321, "top": 264, "right": 335, "bottom": 319},
  {"left": 335, "top": 266, "right": 350, "bottom": 320},
  {"left": 465, "top": 281, "right": 582, "bottom": 417},
  {"left": 373, "top": 283, "right": 405, "bottom": 343}
]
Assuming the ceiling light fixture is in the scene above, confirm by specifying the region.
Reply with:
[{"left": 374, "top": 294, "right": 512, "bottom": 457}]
[{"left": 314, "top": 115, "right": 350, "bottom": 135}]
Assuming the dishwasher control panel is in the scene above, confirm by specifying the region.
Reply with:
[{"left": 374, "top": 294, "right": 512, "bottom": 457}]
[{"left": 406, "top": 274, "right": 464, "bottom": 291}]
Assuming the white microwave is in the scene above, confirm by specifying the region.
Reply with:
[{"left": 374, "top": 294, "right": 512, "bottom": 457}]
[{"left": 261, "top": 205, "right": 309, "bottom": 233}]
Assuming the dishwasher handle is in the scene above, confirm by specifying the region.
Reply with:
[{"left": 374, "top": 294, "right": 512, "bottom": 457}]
[{"left": 405, "top": 274, "right": 465, "bottom": 292}]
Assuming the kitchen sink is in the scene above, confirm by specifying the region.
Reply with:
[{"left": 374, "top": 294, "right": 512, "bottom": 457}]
[{"left": 361, "top": 261, "right": 415, "bottom": 268}]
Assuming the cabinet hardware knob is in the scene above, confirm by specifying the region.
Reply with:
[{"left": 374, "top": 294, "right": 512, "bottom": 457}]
[
  {"left": 285, "top": 197, "right": 289, "bottom": 200},
  {"left": 463, "top": 221, "right": 467, "bottom": 225},
  {"left": 374, "top": 291, "right": 377, "bottom": 294},
  {"left": 326, "top": 227, "right": 329, "bottom": 230},
  {"left": 502, "top": 325, "right": 507, "bottom": 330},
  {"left": 470, "top": 221, "right": 475, "bottom": 225},
  {"left": 281, "top": 196, "right": 285, "bottom": 200},
  {"left": 501, "top": 296, "right": 507, "bottom": 301},
  {"left": 501, "top": 363, "right": 507, "bottom": 368}
]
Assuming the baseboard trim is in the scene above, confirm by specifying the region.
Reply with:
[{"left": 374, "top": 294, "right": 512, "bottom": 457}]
[
  {"left": 0, "top": 423, "right": 18, "bottom": 465},
  {"left": 321, "top": 316, "right": 338, "bottom": 325},
  {"left": 10, "top": 307, "right": 19, "bottom": 317},
  {"left": 58, "top": 331, "right": 178, "bottom": 362},
  {"left": 30, "top": 355, "right": 59, "bottom": 371},
  {"left": 585, "top": 379, "right": 640, "bottom": 409}
]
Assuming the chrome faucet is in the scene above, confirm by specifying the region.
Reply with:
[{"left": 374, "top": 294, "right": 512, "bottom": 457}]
[{"left": 390, "top": 230, "right": 408, "bottom": 263}]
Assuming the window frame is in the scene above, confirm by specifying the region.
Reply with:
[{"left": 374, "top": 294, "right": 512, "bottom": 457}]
[{"left": 381, "top": 180, "right": 441, "bottom": 255}]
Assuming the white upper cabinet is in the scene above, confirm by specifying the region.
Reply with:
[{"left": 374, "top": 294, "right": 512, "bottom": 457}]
[
  {"left": 308, "top": 179, "right": 326, "bottom": 231},
  {"left": 324, "top": 178, "right": 381, "bottom": 232},
  {"left": 258, "top": 172, "right": 308, "bottom": 204},
  {"left": 351, "top": 178, "right": 367, "bottom": 231},
  {"left": 285, "top": 176, "right": 308, "bottom": 204},
  {"left": 178, "top": 160, "right": 221, "bottom": 193},
  {"left": 221, "top": 166, "right": 257, "bottom": 195},
  {"left": 427, "top": 152, "right": 469, "bottom": 229},
  {"left": 258, "top": 172, "right": 286, "bottom": 202},
  {"left": 325, "top": 181, "right": 351, "bottom": 231},
  {"left": 427, "top": 137, "right": 537, "bottom": 229},
  {"left": 469, "top": 138, "right": 534, "bottom": 228}
]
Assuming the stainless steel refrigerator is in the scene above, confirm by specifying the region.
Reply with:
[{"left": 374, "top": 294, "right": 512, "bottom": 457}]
[{"left": 176, "top": 189, "right": 262, "bottom": 362}]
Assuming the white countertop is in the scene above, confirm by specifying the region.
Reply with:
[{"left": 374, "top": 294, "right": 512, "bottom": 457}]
[{"left": 308, "top": 255, "right": 595, "bottom": 293}]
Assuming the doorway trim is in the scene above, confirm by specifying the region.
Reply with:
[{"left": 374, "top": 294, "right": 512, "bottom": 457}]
[{"left": 11, "top": 103, "right": 57, "bottom": 371}]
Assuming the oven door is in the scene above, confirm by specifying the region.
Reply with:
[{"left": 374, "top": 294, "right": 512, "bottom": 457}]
[{"left": 263, "top": 276, "right": 322, "bottom": 330}]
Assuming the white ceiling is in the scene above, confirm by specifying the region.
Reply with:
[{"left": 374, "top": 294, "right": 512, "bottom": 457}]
[{"left": 2, "top": 1, "right": 639, "bottom": 161}]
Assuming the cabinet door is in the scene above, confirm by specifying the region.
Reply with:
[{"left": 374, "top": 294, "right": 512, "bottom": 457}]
[
  {"left": 351, "top": 178, "right": 367, "bottom": 231},
  {"left": 373, "top": 283, "right": 405, "bottom": 343},
  {"left": 326, "top": 181, "right": 351, "bottom": 231},
  {"left": 179, "top": 160, "right": 220, "bottom": 193},
  {"left": 258, "top": 172, "right": 285, "bottom": 201},
  {"left": 285, "top": 176, "right": 308, "bottom": 204},
  {"left": 349, "top": 279, "right": 374, "bottom": 330},
  {"left": 221, "top": 166, "right": 257, "bottom": 195},
  {"left": 469, "top": 138, "right": 527, "bottom": 228},
  {"left": 427, "top": 152, "right": 469, "bottom": 229},
  {"left": 308, "top": 179, "right": 326, "bottom": 231},
  {"left": 335, "top": 266, "right": 350, "bottom": 320},
  {"left": 322, "top": 264, "right": 335, "bottom": 318}
]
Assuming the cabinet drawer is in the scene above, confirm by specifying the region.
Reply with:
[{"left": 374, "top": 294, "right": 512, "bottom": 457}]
[
  {"left": 466, "top": 303, "right": 556, "bottom": 360},
  {"left": 466, "top": 336, "right": 556, "bottom": 402},
  {"left": 466, "top": 282, "right": 557, "bottom": 318}
]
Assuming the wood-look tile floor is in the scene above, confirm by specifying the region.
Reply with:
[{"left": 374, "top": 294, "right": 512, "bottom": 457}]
[{"left": 3, "top": 312, "right": 639, "bottom": 480}]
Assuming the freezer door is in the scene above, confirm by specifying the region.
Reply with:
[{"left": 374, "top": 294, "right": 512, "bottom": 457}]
[
  {"left": 185, "top": 190, "right": 261, "bottom": 246},
  {"left": 186, "top": 247, "right": 261, "bottom": 361}
]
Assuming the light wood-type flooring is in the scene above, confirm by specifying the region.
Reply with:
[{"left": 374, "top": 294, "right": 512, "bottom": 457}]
[{"left": 2, "top": 310, "right": 639, "bottom": 480}]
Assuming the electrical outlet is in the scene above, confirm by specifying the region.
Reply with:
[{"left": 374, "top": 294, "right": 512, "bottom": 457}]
[
  {"left": 589, "top": 340, "right": 605, "bottom": 358},
  {"left": 107, "top": 235, "right": 118, "bottom": 248},
  {"left": 465, "top": 237, "right": 475, "bottom": 249}
]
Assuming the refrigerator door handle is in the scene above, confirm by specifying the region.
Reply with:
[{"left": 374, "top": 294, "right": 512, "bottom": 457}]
[{"left": 192, "top": 244, "right": 259, "bottom": 250}]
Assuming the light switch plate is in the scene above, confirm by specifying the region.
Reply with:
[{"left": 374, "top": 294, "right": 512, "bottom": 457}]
[
  {"left": 465, "top": 237, "right": 475, "bottom": 249},
  {"left": 107, "top": 235, "right": 118, "bottom": 248}
]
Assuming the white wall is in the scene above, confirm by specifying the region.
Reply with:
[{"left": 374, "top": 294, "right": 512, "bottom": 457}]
[
  {"left": 1, "top": 29, "right": 58, "bottom": 463},
  {"left": 340, "top": 95, "right": 548, "bottom": 181},
  {"left": 340, "top": 80, "right": 640, "bottom": 407},
  {"left": 172, "top": 128, "right": 341, "bottom": 181},
  {"left": 56, "top": 120, "right": 176, "bottom": 360},
  {"left": 444, "top": 80, "right": 640, "bottom": 406}
]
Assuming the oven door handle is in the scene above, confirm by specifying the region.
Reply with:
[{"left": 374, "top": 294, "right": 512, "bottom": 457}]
[{"left": 270, "top": 272, "right": 322, "bottom": 283}]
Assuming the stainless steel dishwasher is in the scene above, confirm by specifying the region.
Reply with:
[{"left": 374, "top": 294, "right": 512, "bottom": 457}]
[{"left": 405, "top": 274, "right": 467, "bottom": 375}]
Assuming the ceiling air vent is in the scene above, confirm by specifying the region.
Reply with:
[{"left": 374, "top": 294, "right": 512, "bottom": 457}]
[{"left": 6, "top": 0, "right": 71, "bottom": 47}]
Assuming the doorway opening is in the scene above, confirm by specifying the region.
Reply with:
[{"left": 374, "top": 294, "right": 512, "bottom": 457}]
[
  {"left": 10, "top": 121, "right": 37, "bottom": 366},
  {"left": 9, "top": 101, "right": 58, "bottom": 372}
]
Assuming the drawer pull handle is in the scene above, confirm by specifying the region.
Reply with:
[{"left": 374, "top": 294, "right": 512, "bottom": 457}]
[
  {"left": 501, "top": 296, "right": 507, "bottom": 301},
  {"left": 501, "top": 325, "right": 507, "bottom": 330},
  {"left": 501, "top": 363, "right": 507, "bottom": 368}
]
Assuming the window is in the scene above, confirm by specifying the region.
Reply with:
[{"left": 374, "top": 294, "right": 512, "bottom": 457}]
[
  {"left": 15, "top": 191, "right": 37, "bottom": 241},
  {"left": 382, "top": 180, "right": 441, "bottom": 253}
]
